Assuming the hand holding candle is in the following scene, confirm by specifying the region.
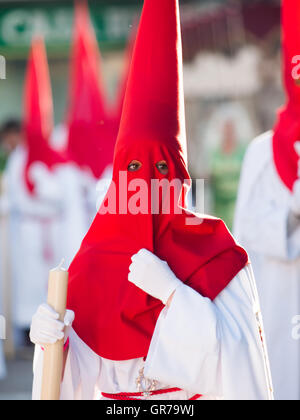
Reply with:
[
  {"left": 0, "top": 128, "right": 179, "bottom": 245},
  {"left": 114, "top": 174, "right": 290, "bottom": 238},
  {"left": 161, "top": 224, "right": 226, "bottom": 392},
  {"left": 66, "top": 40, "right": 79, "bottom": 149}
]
[{"left": 41, "top": 260, "right": 69, "bottom": 400}]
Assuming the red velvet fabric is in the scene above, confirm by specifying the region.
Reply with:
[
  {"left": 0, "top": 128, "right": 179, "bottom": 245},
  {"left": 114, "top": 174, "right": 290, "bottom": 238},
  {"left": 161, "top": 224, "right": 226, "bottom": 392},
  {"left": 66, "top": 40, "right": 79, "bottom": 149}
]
[
  {"left": 67, "top": 0, "right": 248, "bottom": 361},
  {"left": 109, "top": 23, "right": 136, "bottom": 139},
  {"left": 273, "top": 0, "right": 300, "bottom": 191},
  {"left": 66, "top": 0, "right": 114, "bottom": 179},
  {"left": 23, "top": 38, "right": 66, "bottom": 193}
]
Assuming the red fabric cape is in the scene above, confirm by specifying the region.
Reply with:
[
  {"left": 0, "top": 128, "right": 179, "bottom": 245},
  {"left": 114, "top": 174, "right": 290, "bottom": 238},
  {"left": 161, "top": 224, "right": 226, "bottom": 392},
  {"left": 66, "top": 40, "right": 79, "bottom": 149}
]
[
  {"left": 24, "top": 38, "right": 66, "bottom": 194},
  {"left": 66, "top": 0, "right": 113, "bottom": 179},
  {"left": 67, "top": 0, "right": 248, "bottom": 361},
  {"left": 68, "top": 141, "right": 248, "bottom": 360}
]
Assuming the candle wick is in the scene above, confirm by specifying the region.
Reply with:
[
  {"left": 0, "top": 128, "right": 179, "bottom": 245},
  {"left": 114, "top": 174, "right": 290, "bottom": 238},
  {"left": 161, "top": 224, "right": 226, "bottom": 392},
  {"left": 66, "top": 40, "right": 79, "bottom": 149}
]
[
  {"left": 58, "top": 258, "right": 65, "bottom": 271},
  {"left": 50, "top": 258, "right": 66, "bottom": 272}
]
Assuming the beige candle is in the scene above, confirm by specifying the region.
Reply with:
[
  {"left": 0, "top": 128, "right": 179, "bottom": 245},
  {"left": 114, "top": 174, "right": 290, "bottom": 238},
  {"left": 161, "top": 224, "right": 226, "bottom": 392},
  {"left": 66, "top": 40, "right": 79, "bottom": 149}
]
[{"left": 41, "top": 260, "right": 68, "bottom": 400}]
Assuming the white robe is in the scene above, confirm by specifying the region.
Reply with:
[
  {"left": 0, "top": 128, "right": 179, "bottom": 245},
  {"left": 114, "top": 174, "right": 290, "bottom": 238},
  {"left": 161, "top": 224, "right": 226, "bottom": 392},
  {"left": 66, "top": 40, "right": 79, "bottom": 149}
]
[
  {"left": 0, "top": 293, "right": 6, "bottom": 380},
  {"left": 0, "top": 217, "right": 6, "bottom": 380},
  {"left": 0, "top": 341, "right": 5, "bottom": 382},
  {"left": 84, "top": 165, "right": 113, "bottom": 224},
  {"left": 32, "top": 264, "right": 273, "bottom": 400},
  {"left": 234, "top": 131, "right": 300, "bottom": 400},
  {"left": 4, "top": 146, "right": 60, "bottom": 329},
  {"left": 4, "top": 146, "right": 89, "bottom": 328},
  {"left": 30, "top": 162, "right": 89, "bottom": 268}
]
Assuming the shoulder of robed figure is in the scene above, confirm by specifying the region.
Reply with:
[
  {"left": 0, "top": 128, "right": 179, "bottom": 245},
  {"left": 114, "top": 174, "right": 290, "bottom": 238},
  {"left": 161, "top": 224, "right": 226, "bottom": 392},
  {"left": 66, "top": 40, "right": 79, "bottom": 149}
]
[
  {"left": 236, "top": 130, "right": 274, "bottom": 195},
  {"left": 176, "top": 209, "right": 226, "bottom": 234},
  {"left": 243, "top": 130, "right": 273, "bottom": 172}
]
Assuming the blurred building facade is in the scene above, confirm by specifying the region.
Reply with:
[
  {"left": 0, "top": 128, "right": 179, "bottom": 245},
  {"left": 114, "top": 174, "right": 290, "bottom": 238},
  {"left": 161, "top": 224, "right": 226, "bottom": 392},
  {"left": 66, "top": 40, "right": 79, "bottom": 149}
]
[{"left": 0, "top": 0, "right": 284, "bottom": 214}]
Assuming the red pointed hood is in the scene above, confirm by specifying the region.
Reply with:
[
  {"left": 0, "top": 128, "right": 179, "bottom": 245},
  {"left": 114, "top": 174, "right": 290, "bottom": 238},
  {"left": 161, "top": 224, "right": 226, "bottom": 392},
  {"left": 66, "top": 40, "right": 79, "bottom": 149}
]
[
  {"left": 66, "top": 0, "right": 113, "bottom": 179},
  {"left": 114, "top": 0, "right": 187, "bottom": 170},
  {"left": 68, "top": 0, "right": 247, "bottom": 361},
  {"left": 111, "top": 23, "right": 137, "bottom": 129},
  {"left": 24, "top": 37, "right": 66, "bottom": 194},
  {"left": 273, "top": 0, "right": 300, "bottom": 191},
  {"left": 106, "top": 25, "right": 137, "bottom": 170}
]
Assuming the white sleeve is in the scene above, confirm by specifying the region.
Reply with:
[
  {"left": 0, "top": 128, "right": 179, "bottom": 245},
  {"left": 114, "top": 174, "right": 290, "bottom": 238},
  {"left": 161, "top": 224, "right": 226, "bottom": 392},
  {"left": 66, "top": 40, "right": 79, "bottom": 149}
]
[
  {"left": 11, "top": 162, "right": 62, "bottom": 218},
  {"left": 32, "top": 328, "right": 100, "bottom": 400},
  {"left": 144, "top": 265, "right": 273, "bottom": 400},
  {"left": 29, "top": 163, "right": 62, "bottom": 204},
  {"left": 234, "top": 135, "right": 300, "bottom": 261}
]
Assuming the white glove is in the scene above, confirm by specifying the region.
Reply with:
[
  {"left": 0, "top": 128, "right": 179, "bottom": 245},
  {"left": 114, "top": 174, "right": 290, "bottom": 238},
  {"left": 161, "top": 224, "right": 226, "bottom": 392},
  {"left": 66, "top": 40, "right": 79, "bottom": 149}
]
[
  {"left": 128, "top": 249, "right": 181, "bottom": 305},
  {"left": 30, "top": 303, "right": 75, "bottom": 346}
]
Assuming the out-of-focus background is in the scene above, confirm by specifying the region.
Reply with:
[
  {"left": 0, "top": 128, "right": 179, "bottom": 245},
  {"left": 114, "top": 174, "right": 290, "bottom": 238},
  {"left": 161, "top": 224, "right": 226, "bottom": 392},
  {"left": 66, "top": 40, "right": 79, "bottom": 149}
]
[{"left": 0, "top": 0, "right": 282, "bottom": 400}]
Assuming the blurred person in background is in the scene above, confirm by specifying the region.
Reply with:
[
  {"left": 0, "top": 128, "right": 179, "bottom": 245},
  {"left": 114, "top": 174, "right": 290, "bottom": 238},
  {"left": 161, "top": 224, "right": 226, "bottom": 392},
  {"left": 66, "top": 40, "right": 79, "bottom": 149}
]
[
  {"left": 0, "top": 119, "right": 25, "bottom": 350},
  {"left": 0, "top": 123, "right": 13, "bottom": 377},
  {"left": 3, "top": 37, "right": 88, "bottom": 348},
  {"left": 210, "top": 119, "right": 246, "bottom": 230},
  {"left": 0, "top": 120, "right": 22, "bottom": 155},
  {"left": 0, "top": 250, "right": 6, "bottom": 381},
  {"left": 0, "top": 120, "right": 22, "bottom": 172},
  {"left": 234, "top": 0, "right": 300, "bottom": 400},
  {"left": 2, "top": 115, "right": 60, "bottom": 347},
  {"left": 64, "top": 1, "right": 124, "bottom": 224},
  {"left": 0, "top": 201, "right": 7, "bottom": 380}
]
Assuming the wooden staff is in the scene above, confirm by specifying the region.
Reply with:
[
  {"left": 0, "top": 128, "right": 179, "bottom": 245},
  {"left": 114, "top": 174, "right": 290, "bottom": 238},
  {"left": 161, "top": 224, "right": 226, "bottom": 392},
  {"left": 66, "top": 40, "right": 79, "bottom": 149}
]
[{"left": 41, "top": 261, "right": 68, "bottom": 400}]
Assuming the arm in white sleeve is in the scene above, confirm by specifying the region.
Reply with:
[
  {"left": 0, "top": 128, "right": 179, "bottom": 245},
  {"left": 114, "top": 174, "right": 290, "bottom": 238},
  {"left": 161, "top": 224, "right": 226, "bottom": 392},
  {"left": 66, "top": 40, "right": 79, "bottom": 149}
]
[
  {"left": 10, "top": 162, "right": 62, "bottom": 218},
  {"left": 144, "top": 264, "right": 273, "bottom": 400},
  {"left": 234, "top": 134, "right": 300, "bottom": 261},
  {"left": 29, "top": 163, "right": 62, "bottom": 205},
  {"left": 32, "top": 328, "right": 100, "bottom": 400}
]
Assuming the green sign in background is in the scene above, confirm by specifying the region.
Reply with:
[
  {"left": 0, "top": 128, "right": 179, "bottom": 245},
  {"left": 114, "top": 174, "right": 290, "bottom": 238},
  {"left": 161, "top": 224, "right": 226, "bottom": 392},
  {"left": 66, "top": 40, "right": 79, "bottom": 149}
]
[
  {"left": 0, "top": 1, "right": 139, "bottom": 57},
  {"left": 0, "top": 0, "right": 217, "bottom": 126}
]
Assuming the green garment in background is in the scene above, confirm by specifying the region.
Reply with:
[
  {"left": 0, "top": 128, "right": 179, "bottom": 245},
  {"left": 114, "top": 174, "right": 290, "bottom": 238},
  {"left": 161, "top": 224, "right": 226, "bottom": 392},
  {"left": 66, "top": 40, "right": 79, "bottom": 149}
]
[
  {"left": 0, "top": 147, "right": 7, "bottom": 173},
  {"left": 210, "top": 144, "right": 245, "bottom": 231}
]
